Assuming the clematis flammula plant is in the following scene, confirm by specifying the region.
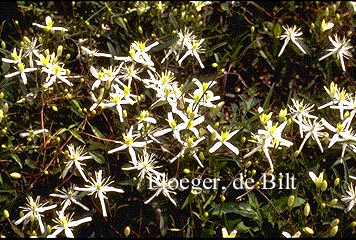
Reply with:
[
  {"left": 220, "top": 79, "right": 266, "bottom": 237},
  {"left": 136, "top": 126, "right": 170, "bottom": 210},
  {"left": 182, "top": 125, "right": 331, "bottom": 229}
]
[
  {"left": 145, "top": 172, "right": 177, "bottom": 206},
  {"left": 32, "top": 16, "right": 68, "bottom": 32},
  {"left": 278, "top": 25, "right": 307, "bottom": 57},
  {"left": 108, "top": 126, "right": 152, "bottom": 165},
  {"left": 206, "top": 125, "right": 239, "bottom": 155},
  {"left": 318, "top": 34, "right": 353, "bottom": 72},
  {"left": 341, "top": 182, "right": 356, "bottom": 212},
  {"left": 221, "top": 227, "right": 237, "bottom": 238},
  {"left": 74, "top": 170, "right": 124, "bottom": 217},
  {"left": 50, "top": 184, "right": 89, "bottom": 213},
  {"left": 47, "top": 211, "right": 92, "bottom": 238},
  {"left": 14, "top": 196, "right": 57, "bottom": 234},
  {"left": 60, "top": 144, "right": 93, "bottom": 182}
]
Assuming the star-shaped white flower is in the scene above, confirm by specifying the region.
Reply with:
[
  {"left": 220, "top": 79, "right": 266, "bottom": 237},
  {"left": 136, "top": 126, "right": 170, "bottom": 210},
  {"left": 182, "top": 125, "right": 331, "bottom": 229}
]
[
  {"left": 74, "top": 170, "right": 124, "bottom": 217},
  {"left": 318, "top": 34, "right": 353, "bottom": 72},
  {"left": 14, "top": 196, "right": 57, "bottom": 234},
  {"left": 341, "top": 182, "right": 356, "bottom": 212},
  {"left": 278, "top": 25, "right": 307, "bottom": 57},
  {"left": 206, "top": 125, "right": 239, "bottom": 155},
  {"left": 47, "top": 211, "right": 92, "bottom": 238}
]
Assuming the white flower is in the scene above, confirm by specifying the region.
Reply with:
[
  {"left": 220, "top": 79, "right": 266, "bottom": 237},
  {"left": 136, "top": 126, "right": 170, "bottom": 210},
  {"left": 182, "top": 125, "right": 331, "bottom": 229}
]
[
  {"left": 129, "top": 41, "right": 159, "bottom": 67},
  {"left": 60, "top": 144, "right": 93, "bottom": 182},
  {"left": 74, "top": 170, "right": 124, "bottom": 217},
  {"left": 47, "top": 211, "right": 92, "bottom": 238},
  {"left": 2, "top": 47, "right": 23, "bottom": 64},
  {"left": 278, "top": 25, "right": 307, "bottom": 57},
  {"left": 41, "top": 63, "right": 72, "bottom": 88},
  {"left": 293, "top": 117, "right": 327, "bottom": 153},
  {"left": 14, "top": 196, "right": 57, "bottom": 234},
  {"left": 89, "top": 63, "right": 123, "bottom": 90},
  {"left": 4, "top": 62, "right": 37, "bottom": 84},
  {"left": 145, "top": 172, "right": 177, "bottom": 206},
  {"left": 136, "top": 110, "right": 157, "bottom": 131},
  {"left": 170, "top": 135, "right": 206, "bottom": 167},
  {"left": 50, "top": 184, "right": 89, "bottom": 212},
  {"left": 122, "top": 149, "right": 162, "bottom": 188},
  {"left": 221, "top": 227, "right": 237, "bottom": 238},
  {"left": 108, "top": 126, "right": 152, "bottom": 165},
  {"left": 318, "top": 34, "right": 353, "bottom": 72},
  {"left": 178, "top": 37, "right": 205, "bottom": 68},
  {"left": 309, "top": 171, "right": 324, "bottom": 188},
  {"left": 244, "top": 120, "right": 293, "bottom": 172},
  {"left": 33, "top": 16, "right": 68, "bottom": 32},
  {"left": 99, "top": 83, "right": 138, "bottom": 122},
  {"left": 206, "top": 125, "right": 239, "bottom": 155},
  {"left": 321, "top": 116, "right": 356, "bottom": 158},
  {"left": 19, "top": 128, "right": 49, "bottom": 138},
  {"left": 282, "top": 230, "right": 301, "bottom": 238},
  {"left": 81, "top": 46, "right": 113, "bottom": 58},
  {"left": 341, "top": 182, "right": 356, "bottom": 212}
]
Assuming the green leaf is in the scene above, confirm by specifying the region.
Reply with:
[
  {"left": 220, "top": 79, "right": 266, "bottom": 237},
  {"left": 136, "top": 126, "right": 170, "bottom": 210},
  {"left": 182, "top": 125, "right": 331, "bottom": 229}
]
[
  {"left": 25, "top": 159, "right": 36, "bottom": 169},
  {"left": 10, "top": 153, "right": 22, "bottom": 169},
  {"left": 69, "top": 129, "right": 85, "bottom": 144},
  {"left": 169, "top": 12, "right": 179, "bottom": 29},
  {"left": 181, "top": 192, "right": 197, "bottom": 210},
  {"left": 88, "top": 122, "right": 104, "bottom": 138},
  {"left": 262, "top": 83, "right": 275, "bottom": 109},
  {"left": 89, "top": 152, "right": 106, "bottom": 164}
]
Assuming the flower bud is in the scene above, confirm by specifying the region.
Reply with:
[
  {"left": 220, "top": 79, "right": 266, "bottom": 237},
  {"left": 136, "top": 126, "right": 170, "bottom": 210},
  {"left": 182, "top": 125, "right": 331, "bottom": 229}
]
[
  {"left": 1, "top": 41, "right": 5, "bottom": 49},
  {"left": 241, "top": 136, "right": 246, "bottom": 144},
  {"left": 3, "top": 103, "right": 9, "bottom": 113},
  {"left": 204, "top": 212, "right": 209, "bottom": 218},
  {"left": 251, "top": 26, "right": 255, "bottom": 33},
  {"left": 57, "top": 45, "right": 63, "bottom": 57},
  {"left": 288, "top": 195, "right": 295, "bottom": 208},
  {"left": 329, "top": 226, "right": 338, "bottom": 237},
  {"left": 3, "top": 209, "right": 9, "bottom": 219},
  {"left": 124, "top": 226, "right": 130, "bottom": 237},
  {"left": 10, "top": 172, "right": 21, "bottom": 179},
  {"left": 199, "top": 152, "right": 205, "bottom": 160},
  {"left": 138, "top": 26, "right": 143, "bottom": 35},
  {"left": 330, "top": 198, "right": 338, "bottom": 206},
  {"left": 303, "top": 227, "right": 314, "bottom": 235},
  {"left": 221, "top": 195, "right": 226, "bottom": 202},
  {"left": 334, "top": 178, "right": 340, "bottom": 186},
  {"left": 66, "top": 53, "right": 71, "bottom": 60},
  {"left": 30, "top": 213, "right": 35, "bottom": 222},
  {"left": 330, "top": 218, "right": 339, "bottom": 227},
  {"left": 183, "top": 168, "right": 190, "bottom": 174},
  {"left": 52, "top": 105, "right": 58, "bottom": 112},
  {"left": 304, "top": 202, "right": 310, "bottom": 217},
  {"left": 320, "top": 180, "right": 328, "bottom": 192},
  {"left": 0, "top": 92, "right": 4, "bottom": 99}
]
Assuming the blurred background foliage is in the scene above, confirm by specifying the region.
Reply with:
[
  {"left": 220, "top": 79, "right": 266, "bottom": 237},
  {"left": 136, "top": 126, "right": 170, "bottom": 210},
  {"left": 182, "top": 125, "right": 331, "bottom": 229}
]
[{"left": 1, "top": 1, "right": 356, "bottom": 238}]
